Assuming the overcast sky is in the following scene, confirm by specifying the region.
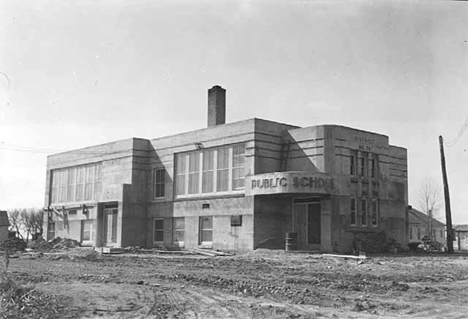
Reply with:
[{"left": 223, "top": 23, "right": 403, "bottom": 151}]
[{"left": 1, "top": 0, "right": 467, "bottom": 223}]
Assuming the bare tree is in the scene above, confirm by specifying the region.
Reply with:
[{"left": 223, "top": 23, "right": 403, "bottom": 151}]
[
  {"left": 7, "top": 208, "right": 44, "bottom": 241},
  {"left": 8, "top": 209, "right": 24, "bottom": 240},
  {"left": 418, "top": 177, "right": 443, "bottom": 240}
]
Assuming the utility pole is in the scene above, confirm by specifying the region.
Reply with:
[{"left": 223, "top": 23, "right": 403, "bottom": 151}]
[{"left": 439, "top": 136, "right": 454, "bottom": 253}]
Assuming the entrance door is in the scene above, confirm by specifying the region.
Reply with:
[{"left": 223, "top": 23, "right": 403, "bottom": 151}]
[
  {"left": 307, "top": 202, "right": 321, "bottom": 245},
  {"left": 293, "top": 199, "right": 321, "bottom": 249},
  {"left": 103, "top": 207, "right": 118, "bottom": 246}
]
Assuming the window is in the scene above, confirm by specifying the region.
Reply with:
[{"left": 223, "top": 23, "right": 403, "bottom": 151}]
[
  {"left": 67, "top": 168, "right": 75, "bottom": 202},
  {"left": 370, "top": 159, "right": 376, "bottom": 178},
  {"left": 350, "top": 155, "right": 355, "bottom": 176},
  {"left": 217, "top": 147, "right": 229, "bottom": 192},
  {"left": 371, "top": 199, "right": 378, "bottom": 226},
  {"left": 200, "top": 216, "right": 213, "bottom": 245},
  {"left": 51, "top": 163, "right": 101, "bottom": 204},
  {"left": 173, "top": 217, "right": 185, "bottom": 246},
  {"left": 232, "top": 144, "right": 246, "bottom": 190},
  {"left": 81, "top": 220, "right": 93, "bottom": 242},
  {"left": 440, "top": 229, "right": 443, "bottom": 238},
  {"left": 188, "top": 152, "right": 200, "bottom": 194},
  {"left": 350, "top": 197, "right": 357, "bottom": 225},
  {"left": 410, "top": 227, "right": 413, "bottom": 240},
  {"left": 359, "top": 156, "right": 366, "bottom": 177},
  {"left": 153, "top": 168, "right": 165, "bottom": 198},
  {"left": 75, "top": 166, "right": 85, "bottom": 201},
  {"left": 175, "top": 156, "right": 187, "bottom": 196},
  {"left": 231, "top": 215, "right": 242, "bottom": 227},
  {"left": 417, "top": 227, "right": 421, "bottom": 239},
  {"left": 175, "top": 144, "right": 245, "bottom": 197},
  {"left": 153, "top": 219, "right": 164, "bottom": 243},
  {"left": 202, "top": 150, "right": 214, "bottom": 193},
  {"left": 361, "top": 198, "right": 367, "bottom": 226},
  {"left": 84, "top": 165, "right": 95, "bottom": 200}
]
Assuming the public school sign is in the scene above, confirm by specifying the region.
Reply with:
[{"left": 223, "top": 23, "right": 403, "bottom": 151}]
[{"left": 245, "top": 171, "right": 348, "bottom": 196}]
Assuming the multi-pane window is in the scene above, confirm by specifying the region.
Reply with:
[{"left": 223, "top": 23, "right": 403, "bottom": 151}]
[
  {"left": 153, "top": 219, "right": 164, "bottom": 243},
  {"left": 350, "top": 197, "right": 357, "bottom": 225},
  {"left": 359, "top": 157, "right": 366, "bottom": 177},
  {"left": 81, "top": 220, "right": 93, "bottom": 242},
  {"left": 200, "top": 216, "right": 213, "bottom": 244},
  {"left": 361, "top": 198, "right": 367, "bottom": 226},
  {"left": 232, "top": 144, "right": 245, "bottom": 190},
  {"left": 188, "top": 152, "right": 201, "bottom": 194},
  {"left": 175, "top": 156, "right": 186, "bottom": 196},
  {"left": 173, "top": 217, "right": 185, "bottom": 246},
  {"left": 370, "top": 159, "right": 376, "bottom": 178},
  {"left": 153, "top": 168, "right": 165, "bottom": 198},
  {"left": 202, "top": 150, "right": 214, "bottom": 193},
  {"left": 350, "top": 155, "right": 355, "bottom": 176},
  {"left": 175, "top": 143, "right": 245, "bottom": 197},
  {"left": 371, "top": 199, "right": 378, "bottom": 226},
  {"left": 51, "top": 163, "right": 101, "bottom": 204},
  {"left": 217, "top": 147, "right": 229, "bottom": 192}
]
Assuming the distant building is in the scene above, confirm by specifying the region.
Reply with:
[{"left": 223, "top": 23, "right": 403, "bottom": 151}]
[
  {"left": 408, "top": 208, "right": 445, "bottom": 244},
  {"left": 454, "top": 225, "right": 468, "bottom": 250},
  {"left": 0, "top": 211, "right": 10, "bottom": 243},
  {"left": 43, "top": 86, "right": 408, "bottom": 253}
]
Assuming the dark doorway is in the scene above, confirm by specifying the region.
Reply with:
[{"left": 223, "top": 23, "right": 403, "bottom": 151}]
[{"left": 307, "top": 202, "right": 321, "bottom": 244}]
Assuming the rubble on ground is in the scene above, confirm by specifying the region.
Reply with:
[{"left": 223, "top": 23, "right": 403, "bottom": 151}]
[{"left": 29, "top": 237, "right": 81, "bottom": 252}]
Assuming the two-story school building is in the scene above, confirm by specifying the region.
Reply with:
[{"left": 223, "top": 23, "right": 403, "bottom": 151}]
[{"left": 43, "top": 85, "right": 408, "bottom": 253}]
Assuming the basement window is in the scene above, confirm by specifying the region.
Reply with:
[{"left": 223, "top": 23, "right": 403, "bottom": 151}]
[{"left": 231, "top": 215, "right": 242, "bottom": 227}]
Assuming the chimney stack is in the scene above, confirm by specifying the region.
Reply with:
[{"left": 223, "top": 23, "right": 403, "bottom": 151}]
[{"left": 207, "top": 85, "right": 226, "bottom": 127}]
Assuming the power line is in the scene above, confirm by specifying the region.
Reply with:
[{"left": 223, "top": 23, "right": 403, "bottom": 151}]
[{"left": 446, "top": 116, "right": 468, "bottom": 147}]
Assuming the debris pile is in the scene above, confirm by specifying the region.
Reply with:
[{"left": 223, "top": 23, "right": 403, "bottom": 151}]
[
  {"left": 0, "top": 237, "right": 27, "bottom": 252},
  {"left": 31, "top": 237, "right": 81, "bottom": 252},
  {"left": 0, "top": 272, "right": 70, "bottom": 318}
]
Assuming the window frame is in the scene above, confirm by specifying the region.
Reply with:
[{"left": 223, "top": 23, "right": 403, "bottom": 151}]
[
  {"left": 81, "top": 220, "right": 93, "bottom": 243},
  {"left": 199, "top": 216, "right": 213, "bottom": 246},
  {"left": 175, "top": 143, "right": 246, "bottom": 199},
  {"left": 358, "top": 156, "right": 366, "bottom": 178},
  {"left": 51, "top": 163, "right": 101, "bottom": 204},
  {"left": 361, "top": 198, "right": 368, "bottom": 226},
  {"left": 350, "top": 197, "right": 357, "bottom": 226},
  {"left": 153, "top": 168, "right": 166, "bottom": 199},
  {"left": 153, "top": 218, "right": 164, "bottom": 244},
  {"left": 350, "top": 155, "right": 356, "bottom": 176},
  {"left": 371, "top": 199, "right": 379, "bottom": 227}
]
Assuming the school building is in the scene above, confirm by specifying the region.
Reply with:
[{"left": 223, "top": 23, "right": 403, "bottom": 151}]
[{"left": 43, "top": 85, "right": 408, "bottom": 253}]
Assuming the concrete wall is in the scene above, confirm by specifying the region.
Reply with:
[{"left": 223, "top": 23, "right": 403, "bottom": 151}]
[{"left": 147, "top": 196, "right": 254, "bottom": 251}]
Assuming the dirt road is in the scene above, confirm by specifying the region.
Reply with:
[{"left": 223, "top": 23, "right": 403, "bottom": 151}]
[{"left": 6, "top": 250, "right": 468, "bottom": 318}]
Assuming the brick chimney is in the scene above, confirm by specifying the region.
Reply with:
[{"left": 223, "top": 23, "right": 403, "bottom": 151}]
[{"left": 207, "top": 85, "right": 226, "bottom": 127}]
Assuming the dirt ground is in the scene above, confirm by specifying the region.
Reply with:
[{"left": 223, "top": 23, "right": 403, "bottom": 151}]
[{"left": 5, "top": 248, "right": 468, "bottom": 319}]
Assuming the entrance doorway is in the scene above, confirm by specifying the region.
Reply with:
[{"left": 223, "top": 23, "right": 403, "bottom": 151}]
[
  {"left": 293, "top": 198, "right": 321, "bottom": 249},
  {"left": 103, "top": 206, "right": 118, "bottom": 246}
]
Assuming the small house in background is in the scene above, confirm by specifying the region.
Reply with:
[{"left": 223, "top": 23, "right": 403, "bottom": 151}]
[
  {"left": 408, "top": 208, "right": 445, "bottom": 244},
  {"left": 454, "top": 225, "right": 468, "bottom": 250},
  {"left": 0, "top": 211, "right": 10, "bottom": 243}
]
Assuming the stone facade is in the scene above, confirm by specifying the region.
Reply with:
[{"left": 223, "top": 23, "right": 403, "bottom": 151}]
[{"left": 43, "top": 87, "right": 408, "bottom": 253}]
